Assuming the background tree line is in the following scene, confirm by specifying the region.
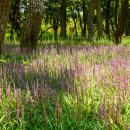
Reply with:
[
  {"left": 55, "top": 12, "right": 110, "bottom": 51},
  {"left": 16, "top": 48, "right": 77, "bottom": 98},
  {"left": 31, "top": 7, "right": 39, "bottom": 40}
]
[{"left": 0, "top": 0, "right": 129, "bottom": 54}]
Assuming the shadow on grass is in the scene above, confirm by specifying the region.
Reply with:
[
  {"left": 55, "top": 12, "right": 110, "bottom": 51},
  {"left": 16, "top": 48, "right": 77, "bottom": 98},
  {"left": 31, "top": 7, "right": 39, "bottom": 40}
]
[{"left": 1, "top": 61, "right": 105, "bottom": 130}]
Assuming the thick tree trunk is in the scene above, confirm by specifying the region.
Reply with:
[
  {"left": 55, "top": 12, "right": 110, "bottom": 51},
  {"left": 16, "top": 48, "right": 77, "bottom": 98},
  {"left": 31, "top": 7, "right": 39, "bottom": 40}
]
[
  {"left": 96, "top": 0, "right": 103, "bottom": 40},
  {"left": 0, "top": 0, "right": 11, "bottom": 55},
  {"left": 87, "top": 0, "right": 96, "bottom": 41},
  {"left": 114, "top": 0, "right": 129, "bottom": 44},
  {"left": 10, "top": 0, "right": 21, "bottom": 40},
  {"left": 60, "top": 0, "right": 66, "bottom": 38},
  {"left": 20, "top": 0, "right": 44, "bottom": 50}
]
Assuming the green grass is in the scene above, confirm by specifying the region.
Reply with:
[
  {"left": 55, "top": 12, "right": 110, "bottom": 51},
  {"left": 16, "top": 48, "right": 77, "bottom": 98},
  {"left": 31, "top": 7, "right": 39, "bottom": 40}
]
[{"left": 0, "top": 42, "right": 130, "bottom": 130}]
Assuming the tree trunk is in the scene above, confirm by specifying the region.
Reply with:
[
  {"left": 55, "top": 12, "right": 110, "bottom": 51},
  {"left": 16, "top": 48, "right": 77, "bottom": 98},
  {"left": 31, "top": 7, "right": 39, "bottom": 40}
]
[
  {"left": 60, "top": 0, "right": 66, "bottom": 39},
  {"left": 0, "top": 0, "right": 11, "bottom": 55},
  {"left": 115, "top": 0, "right": 119, "bottom": 29},
  {"left": 73, "top": 19, "right": 78, "bottom": 37},
  {"left": 105, "top": 0, "right": 111, "bottom": 39},
  {"left": 82, "top": 0, "right": 87, "bottom": 38},
  {"left": 125, "top": 23, "right": 130, "bottom": 36},
  {"left": 125, "top": 8, "right": 130, "bottom": 36},
  {"left": 20, "top": 0, "right": 44, "bottom": 51},
  {"left": 53, "top": 18, "right": 58, "bottom": 41},
  {"left": 96, "top": 0, "right": 103, "bottom": 40},
  {"left": 87, "top": 0, "right": 96, "bottom": 41},
  {"left": 114, "top": 0, "right": 129, "bottom": 44},
  {"left": 10, "top": 0, "right": 21, "bottom": 40}
]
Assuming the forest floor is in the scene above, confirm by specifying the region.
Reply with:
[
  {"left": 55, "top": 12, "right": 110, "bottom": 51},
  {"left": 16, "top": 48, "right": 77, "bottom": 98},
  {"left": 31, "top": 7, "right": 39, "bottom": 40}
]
[{"left": 0, "top": 44, "right": 130, "bottom": 130}]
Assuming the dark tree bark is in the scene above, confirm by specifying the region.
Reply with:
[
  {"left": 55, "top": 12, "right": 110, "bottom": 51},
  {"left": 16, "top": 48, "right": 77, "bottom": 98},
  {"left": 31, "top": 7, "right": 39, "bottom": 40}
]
[
  {"left": 74, "top": 19, "right": 78, "bottom": 37},
  {"left": 87, "top": 0, "right": 96, "bottom": 41},
  {"left": 125, "top": 8, "right": 130, "bottom": 36},
  {"left": 114, "top": 0, "right": 129, "bottom": 44},
  {"left": 10, "top": 0, "right": 21, "bottom": 40},
  {"left": 20, "top": 0, "right": 44, "bottom": 50},
  {"left": 0, "top": 0, "right": 11, "bottom": 55},
  {"left": 125, "top": 23, "right": 130, "bottom": 36},
  {"left": 60, "top": 0, "right": 66, "bottom": 38},
  {"left": 82, "top": 0, "right": 87, "bottom": 38},
  {"left": 53, "top": 18, "right": 58, "bottom": 41},
  {"left": 105, "top": 0, "right": 111, "bottom": 38},
  {"left": 115, "top": 0, "right": 119, "bottom": 29}
]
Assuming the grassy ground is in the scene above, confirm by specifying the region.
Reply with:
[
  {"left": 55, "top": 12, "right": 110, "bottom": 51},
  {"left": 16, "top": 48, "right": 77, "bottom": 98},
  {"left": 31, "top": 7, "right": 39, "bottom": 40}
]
[{"left": 0, "top": 43, "right": 130, "bottom": 130}]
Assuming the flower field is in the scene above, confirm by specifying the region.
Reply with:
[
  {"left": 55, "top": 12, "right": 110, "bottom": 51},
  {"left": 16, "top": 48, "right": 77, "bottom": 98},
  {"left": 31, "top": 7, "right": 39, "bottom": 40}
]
[{"left": 0, "top": 45, "right": 130, "bottom": 130}]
